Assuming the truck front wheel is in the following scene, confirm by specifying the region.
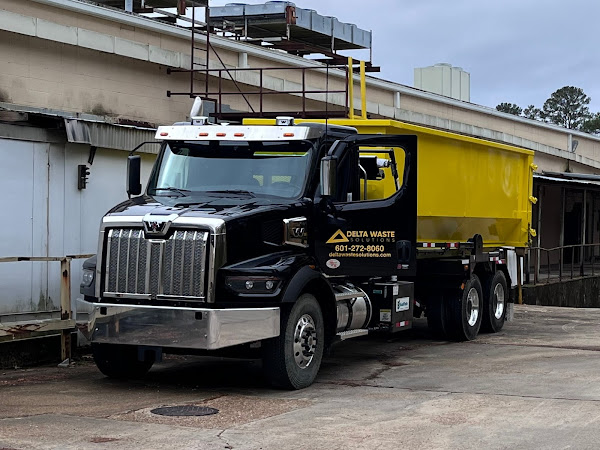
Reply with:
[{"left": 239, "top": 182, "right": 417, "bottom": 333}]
[
  {"left": 481, "top": 271, "right": 508, "bottom": 333},
  {"left": 262, "top": 293, "right": 324, "bottom": 389},
  {"left": 445, "top": 275, "right": 483, "bottom": 341},
  {"left": 92, "top": 343, "right": 154, "bottom": 379}
]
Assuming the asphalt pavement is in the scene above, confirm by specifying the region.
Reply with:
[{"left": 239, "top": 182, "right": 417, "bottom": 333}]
[{"left": 2, "top": 304, "right": 600, "bottom": 450}]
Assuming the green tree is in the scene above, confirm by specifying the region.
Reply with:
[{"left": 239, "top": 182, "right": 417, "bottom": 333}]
[
  {"left": 496, "top": 102, "right": 522, "bottom": 116},
  {"left": 581, "top": 112, "right": 600, "bottom": 135},
  {"left": 542, "top": 86, "right": 591, "bottom": 129},
  {"left": 523, "top": 104, "right": 542, "bottom": 120}
]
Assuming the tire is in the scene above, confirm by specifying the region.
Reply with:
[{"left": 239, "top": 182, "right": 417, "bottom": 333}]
[
  {"left": 481, "top": 271, "right": 508, "bottom": 333},
  {"left": 92, "top": 343, "right": 154, "bottom": 379},
  {"left": 426, "top": 293, "right": 449, "bottom": 339},
  {"left": 262, "top": 293, "right": 324, "bottom": 390},
  {"left": 445, "top": 275, "right": 483, "bottom": 341}
]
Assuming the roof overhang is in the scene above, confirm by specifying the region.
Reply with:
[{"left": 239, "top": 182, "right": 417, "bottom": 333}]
[
  {"left": 534, "top": 173, "right": 600, "bottom": 188},
  {"left": 65, "top": 119, "right": 157, "bottom": 152}
]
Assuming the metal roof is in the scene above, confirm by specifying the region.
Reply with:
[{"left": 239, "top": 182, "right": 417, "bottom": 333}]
[
  {"left": 535, "top": 173, "right": 600, "bottom": 187},
  {"left": 66, "top": 119, "right": 157, "bottom": 152},
  {"left": 210, "top": 2, "right": 371, "bottom": 51}
]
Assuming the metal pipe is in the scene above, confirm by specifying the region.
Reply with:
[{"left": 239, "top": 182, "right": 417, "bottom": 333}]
[
  {"left": 560, "top": 187, "right": 565, "bottom": 278},
  {"left": 191, "top": 4, "right": 196, "bottom": 99},
  {"left": 359, "top": 165, "right": 367, "bottom": 200},
  {"left": 205, "top": 5, "right": 210, "bottom": 100},
  {"left": 302, "top": 68, "right": 306, "bottom": 117},
  {"left": 559, "top": 246, "right": 562, "bottom": 281},
  {"left": 536, "top": 184, "right": 542, "bottom": 282},
  {"left": 533, "top": 248, "right": 540, "bottom": 285},
  {"left": 360, "top": 60, "right": 367, "bottom": 119},
  {"left": 582, "top": 189, "right": 587, "bottom": 276},
  {"left": 571, "top": 247, "right": 574, "bottom": 279},
  {"left": 259, "top": 70, "right": 263, "bottom": 115},
  {"left": 348, "top": 57, "right": 354, "bottom": 119},
  {"left": 60, "top": 257, "right": 72, "bottom": 361}
]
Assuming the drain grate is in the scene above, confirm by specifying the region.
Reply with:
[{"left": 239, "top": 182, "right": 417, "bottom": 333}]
[{"left": 150, "top": 405, "right": 219, "bottom": 417}]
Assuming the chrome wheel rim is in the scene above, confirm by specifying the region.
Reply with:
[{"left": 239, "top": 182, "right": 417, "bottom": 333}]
[
  {"left": 493, "top": 283, "right": 505, "bottom": 320},
  {"left": 293, "top": 314, "right": 317, "bottom": 369},
  {"left": 466, "top": 287, "right": 480, "bottom": 327}
]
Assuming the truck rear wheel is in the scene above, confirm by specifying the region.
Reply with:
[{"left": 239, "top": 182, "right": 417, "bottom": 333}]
[
  {"left": 262, "top": 293, "right": 324, "bottom": 390},
  {"left": 481, "top": 271, "right": 508, "bottom": 333},
  {"left": 426, "top": 293, "right": 449, "bottom": 339},
  {"left": 92, "top": 343, "right": 154, "bottom": 379},
  {"left": 445, "top": 275, "right": 483, "bottom": 341}
]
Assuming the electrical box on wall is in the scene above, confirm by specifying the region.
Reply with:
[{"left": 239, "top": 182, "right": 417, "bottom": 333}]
[{"left": 78, "top": 164, "right": 90, "bottom": 190}]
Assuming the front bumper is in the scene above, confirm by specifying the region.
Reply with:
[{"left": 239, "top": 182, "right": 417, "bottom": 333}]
[{"left": 77, "top": 300, "right": 280, "bottom": 350}]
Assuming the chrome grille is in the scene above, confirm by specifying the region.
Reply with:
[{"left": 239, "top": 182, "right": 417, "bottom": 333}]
[{"left": 104, "top": 228, "right": 208, "bottom": 300}]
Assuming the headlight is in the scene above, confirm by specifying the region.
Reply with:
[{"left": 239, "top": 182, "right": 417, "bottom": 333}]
[
  {"left": 225, "top": 276, "right": 281, "bottom": 295},
  {"left": 81, "top": 269, "right": 95, "bottom": 287}
]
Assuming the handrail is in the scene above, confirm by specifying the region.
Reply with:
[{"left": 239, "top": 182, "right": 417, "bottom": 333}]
[
  {"left": 167, "top": 65, "right": 350, "bottom": 120},
  {"left": 529, "top": 243, "right": 600, "bottom": 285},
  {"left": 0, "top": 254, "right": 94, "bottom": 362}
]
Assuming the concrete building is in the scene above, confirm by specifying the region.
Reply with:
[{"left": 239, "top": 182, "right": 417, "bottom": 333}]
[{"left": 1, "top": 0, "right": 600, "bottom": 333}]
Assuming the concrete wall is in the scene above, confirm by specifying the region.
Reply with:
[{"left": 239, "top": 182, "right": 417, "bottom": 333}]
[
  {"left": 523, "top": 276, "right": 600, "bottom": 308},
  {"left": 0, "top": 126, "right": 155, "bottom": 319}
]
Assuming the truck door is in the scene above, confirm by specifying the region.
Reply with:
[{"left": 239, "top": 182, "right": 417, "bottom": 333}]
[{"left": 314, "top": 134, "right": 417, "bottom": 277}]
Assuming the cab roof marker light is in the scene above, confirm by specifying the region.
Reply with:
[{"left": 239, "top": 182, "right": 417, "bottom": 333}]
[
  {"left": 283, "top": 132, "right": 295, "bottom": 137},
  {"left": 199, "top": 132, "right": 209, "bottom": 137},
  {"left": 234, "top": 132, "right": 245, "bottom": 137},
  {"left": 160, "top": 132, "right": 169, "bottom": 136},
  {"left": 216, "top": 132, "right": 226, "bottom": 137}
]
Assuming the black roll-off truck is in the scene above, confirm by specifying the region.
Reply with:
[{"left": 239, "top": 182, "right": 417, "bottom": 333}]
[{"left": 79, "top": 115, "right": 533, "bottom": 389}]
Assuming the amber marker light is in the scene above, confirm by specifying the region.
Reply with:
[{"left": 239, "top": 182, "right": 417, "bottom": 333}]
[
  {"left": 160, "top": 132, "right": 169, "bottom": 136},
  {"left": 283, "top": 132, "right": 295, "bottom": 137},
  {"left": 199, "top": 132, "right": 209, "bottom": 137},
  {"left": 216, "top": 132, "right": 226, "bottom": 137},
  {"left": 234, "top": 133, "right": 245, "bottom": 137}
]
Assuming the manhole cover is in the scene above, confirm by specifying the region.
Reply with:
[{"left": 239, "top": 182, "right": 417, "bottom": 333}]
[{"left": 150, "top": 405, "right": 219, "bottom": 417}]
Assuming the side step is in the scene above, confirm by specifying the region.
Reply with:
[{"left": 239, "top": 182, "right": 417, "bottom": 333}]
[{"left": 336, "top": 329, "right": 369, "bottom": 341}]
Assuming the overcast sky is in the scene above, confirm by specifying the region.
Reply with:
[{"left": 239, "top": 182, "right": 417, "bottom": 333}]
[{"left": 214, "top": 0, "right": 600, "bottom": 112}]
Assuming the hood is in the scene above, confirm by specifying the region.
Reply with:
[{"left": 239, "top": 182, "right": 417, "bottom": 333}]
[{"left": 106, "top": 194, "right": 303, "bottom": 222}]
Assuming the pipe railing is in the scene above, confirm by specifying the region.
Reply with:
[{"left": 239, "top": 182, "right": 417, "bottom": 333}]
[
  {"left": 0, "top": 254, "right": 94, "bottom": 361},
  {"left": 530, "top": 243, "right": 600, "bottom": 285},
  {"left": 167, "top": 65, "right": 350, "bottom": 119}
]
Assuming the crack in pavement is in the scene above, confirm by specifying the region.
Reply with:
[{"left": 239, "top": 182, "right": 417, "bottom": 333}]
[
  {"left": 316, "top": 380, "right": 600, "bottom": 403},
  {"left": 468, "top": 341, "right": 600, "bottom": 352},
  {"left": 216, "top": 429, "right": 234, "bottom": 449}
]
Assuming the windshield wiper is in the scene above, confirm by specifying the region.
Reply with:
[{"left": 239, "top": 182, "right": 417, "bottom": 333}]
[
  {"left": 204, "top": 189, "right": 256, "bottom": 198},
  {"left": 152, "top": 187, "right": 191, "bottom": 197}
]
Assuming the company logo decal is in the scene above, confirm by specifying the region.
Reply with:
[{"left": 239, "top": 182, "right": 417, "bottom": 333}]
[
  {"left": 326, "top": 229, "right": 349, "bottom": 244},
  {"left": 142, "top": 213, "right": 179, "bottom": 237},
  {"left": 396, "top": 297, "right": 410, "bottom": 312},
  {"left": 326, "top": 229, "right": 396, "bottom": 259},
  {"left": 145, "top": 220, "right": 167, "bottom": 234}
]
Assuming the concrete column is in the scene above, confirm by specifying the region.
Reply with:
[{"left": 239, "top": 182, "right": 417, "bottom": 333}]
[{"left": 238, "top": 52, "right": 248, "bottom": 68}]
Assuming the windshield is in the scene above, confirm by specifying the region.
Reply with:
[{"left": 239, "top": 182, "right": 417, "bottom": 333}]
[{"left": 148, "top": 140, "right": 315, "bottom": 199}]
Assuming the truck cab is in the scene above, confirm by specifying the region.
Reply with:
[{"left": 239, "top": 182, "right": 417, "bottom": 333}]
[{"left": 80, "top": 117, "right": 420, "bottom": 389}]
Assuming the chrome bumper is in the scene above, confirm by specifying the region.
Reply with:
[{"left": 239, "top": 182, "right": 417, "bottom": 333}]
[{"left": 77, "top": 300, "right": 280, "bottom": 350}]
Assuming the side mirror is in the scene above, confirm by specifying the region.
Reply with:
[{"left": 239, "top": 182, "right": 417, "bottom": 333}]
[
  {"left": 320, "top": 156, "right": 337, "bottom": 197},
  {"left": 127, "top": 155, "right": 142, "bottom": 196}
]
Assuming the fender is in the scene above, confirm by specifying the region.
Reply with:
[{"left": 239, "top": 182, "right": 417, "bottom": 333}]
[
  {"left": 280, "top": 265, "right": 337, "bottom": 346},
  {"left": 281, "top": 265, "right": 334, "bottom": 304}
]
